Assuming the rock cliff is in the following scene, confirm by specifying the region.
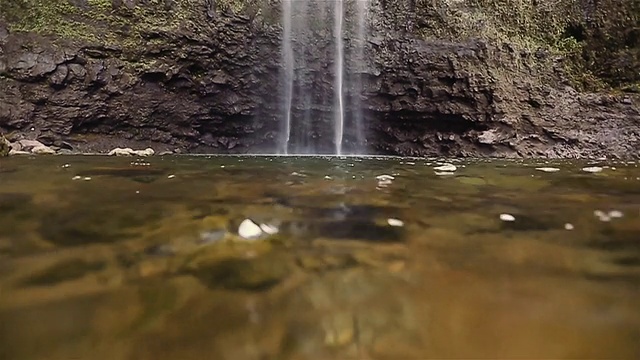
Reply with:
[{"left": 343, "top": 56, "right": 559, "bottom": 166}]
[{"left": 0, "top": 0, "right": 638, "bottom": 157}]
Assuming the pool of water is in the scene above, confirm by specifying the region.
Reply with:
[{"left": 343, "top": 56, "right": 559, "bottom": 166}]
[{"left": 0, "top": 155, "right": 639, "bottom": 359}]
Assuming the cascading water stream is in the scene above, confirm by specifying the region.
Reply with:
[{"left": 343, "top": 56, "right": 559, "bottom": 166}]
[
  {"left": 280, "top": 0, "right": 369, "bottom": 155},
  {"left": 281, "top": 0, "right": 294, "bottom": 155},
  {"left": 334, "top": 0, "right": 345, "bottom": 155},
  {"left": 353, "top": 0, "right": 369, "bottom": 153}
]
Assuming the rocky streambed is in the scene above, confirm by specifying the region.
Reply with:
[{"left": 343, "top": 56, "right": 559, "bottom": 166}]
[
  {"left": 1, "top": 155, "right": 639, "bottom": 359},
  {"left": 0, "top": 0, "right": 639, "bottom": 158}
]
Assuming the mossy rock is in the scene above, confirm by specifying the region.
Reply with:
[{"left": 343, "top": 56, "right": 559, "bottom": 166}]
[
  {"left": 21, "top": 258, "right": 106, "bottom": 286},
  {"left": 413, "top": 0, "right": 639, "bottom": 89},
  {"left": 0, "top": 135, "right": 9, "bottom": 157},
  {"left": 187, "top": 253, "right": 292, "bottom": 292}
]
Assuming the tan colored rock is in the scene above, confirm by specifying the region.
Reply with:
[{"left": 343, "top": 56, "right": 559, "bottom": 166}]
[
  {"left": 18, "top": 139, "right": 45, "bottom": 151},
  {"left": 108, "top": 147, "right": 155, "bottom": 156},
  {"left": 8, "top": 149, "right": 31, "bottom": 155},
  {"left": 31, "top": 145, "right": 56, "bottom": 155},
  {"left": 10, "top": 141, "right": 22, "bottom": 151}
]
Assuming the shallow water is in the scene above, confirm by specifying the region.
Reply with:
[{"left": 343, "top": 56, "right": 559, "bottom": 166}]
[{"left": 0, "top": 155, "right": 639, "bottom": 359}]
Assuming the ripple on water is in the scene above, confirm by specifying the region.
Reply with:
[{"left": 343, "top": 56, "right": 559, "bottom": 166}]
[{"left": 0, "top": 156, "right": 639, "bottom": 359}]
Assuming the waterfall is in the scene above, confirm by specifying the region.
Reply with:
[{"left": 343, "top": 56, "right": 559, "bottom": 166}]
[
  {"left": 353, "top": 0, "right": 369, "bottom": 154},
  {"left": 281, "top": 0, "right": 293, "bottom": 155},
  {"left": 280, "top": 0, "right": 369, "bottom": 155},
  {"left": 334, "top": 0, "right": 345, "bottom": 155}
]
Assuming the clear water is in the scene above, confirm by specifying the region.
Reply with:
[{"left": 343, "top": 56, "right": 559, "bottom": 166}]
[{"left": 0, "top": 155, "right": 639, "bottom": 359}]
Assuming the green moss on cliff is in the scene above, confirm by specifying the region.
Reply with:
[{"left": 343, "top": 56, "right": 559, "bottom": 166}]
[
  {"left": 416, "top": 0, "right": 583, "bottom": 51},
  {"left": 0, "top": 0, "right": 98, "bottom": 41},
  {"left": 0, "top": 0, "right": 201, "bottom": 45},
  {"left": 414, "top": 0, "right": 638, "bottom": 90}
]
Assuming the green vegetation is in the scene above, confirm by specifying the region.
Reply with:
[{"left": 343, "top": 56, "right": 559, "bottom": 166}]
[
  {"left": 0, "top": 0, "right": 635, "bottom": 89},
  {"left": 414, "top": 0, "right": 638, "bottom": 90},
  {"left": 0, "top": 134, "right": 10, "bottom": 157},
  {"left": 415, "top": 0, "right": 583, "bottom": 51},
  {"left": 0, "top": 0, "right": 98, "bottom": 41},
  {"left": 0, "top": 0, "right": 202, "bottom": 46},
  {"left": 0, "top": 0, "right": 277, "bottom": 60}
]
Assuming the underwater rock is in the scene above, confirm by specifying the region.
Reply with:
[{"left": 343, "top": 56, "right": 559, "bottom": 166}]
[
  {"left": 433, "top": 164, "right": 457, "bottom": 172},
  {"left": 238, "top": 219, "right": 264, "bottom": 240},
  {"left": 199, "top": 229, "right": 226, "bottom": 244},
  {"left": 21, "top": 259, "right": 106, "bottom": 287},
  {"left": 387, "top": 218, "right": 404, "bottom": 227},
  {"left": 188, "top": 256, "right": 291, "bottom": 291},
  {"left": 499, "top": 213, "right": 516, "bottom": 222},
  {"left": 535, "top": 167, "right": 561, "bottom": 173},
  {"left": 582, "top": 166, "right": 604, "bottom": 173}
]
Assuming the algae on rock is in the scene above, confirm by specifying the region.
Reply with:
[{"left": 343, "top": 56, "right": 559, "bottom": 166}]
[{"left": 0, "top": 134, "right": 10, "bottom": 156}]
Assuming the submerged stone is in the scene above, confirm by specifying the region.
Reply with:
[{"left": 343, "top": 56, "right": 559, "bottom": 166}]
[
  {"left": 582, "top": 166, "right": 604, "bottom": 173},
  {"left": 21, "top": 259, "right": 106, "bottom": 286},
  {"left": 199, "top": 229, "right": 227, "bottom": 244},
  {"left": 387, "top": 218, "right": 404, "bottom": 227},
  {"left": 499, "top": 213, "right": 516, "bottom": 222},
  {"left": 309, "top": 220, "right": 404, "bottom": 242},
  {"left": 535, "top": 167, "right": 560, "bottom": 173},
  {"left": 188, "top": 256, "right": 291, "bottom": 291},
  {"left": 433, "top": 164, "right": 457, "bottom": 172},
  {"left": 238, "top": 219, "right": 263, "bottom": 240}
]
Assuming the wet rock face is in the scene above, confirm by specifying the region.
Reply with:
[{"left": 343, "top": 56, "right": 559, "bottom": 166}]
[{"left": 0, "top": 0, "right": 638, "bottom": 158}]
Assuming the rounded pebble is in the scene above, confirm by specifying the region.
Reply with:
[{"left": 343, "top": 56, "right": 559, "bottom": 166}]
[
  {"left": 535, "top": 167, "right": 560, "bottom": 173},
  {"left": 238, "top": 219, "right": 263, "bottom": 240},
  {"left": 259, "top": 223, "right": 279, "bottom": 235},
  {"left": 582, "top": 166, "right": 603, "bottom": 173},
  {"left": 594, "top": 210, "right": 611, "bottom": 222},
  {"left": 433, "top": 164, "right": 457, "bottom": 172},
  {"left": 499, "top": 214, "right": 516, "bottom": 222},
  {"left": 608, "top": 210, "right": 624, "bottom": 218},
  {"left": 387, "top": 218, "right": 404, "bottom": 227},
  {"left": 375, "top": 174, "right": 395, "bottom": 181}
]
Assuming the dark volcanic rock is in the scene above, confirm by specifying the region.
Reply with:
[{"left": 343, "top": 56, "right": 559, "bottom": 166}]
[{"left": 0, "top": 0, "right": 638, "bottom": 158}]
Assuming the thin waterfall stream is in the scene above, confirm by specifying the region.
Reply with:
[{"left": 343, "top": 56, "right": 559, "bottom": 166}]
[
  {"left": 281, "top": 0, "right": 294, "bottom": 155},
  {"left": 334, "top": 0, "right": 345, "bottom": 155},
  {"left": 280, "top": 0, "right": 369, "bottom": 155}
]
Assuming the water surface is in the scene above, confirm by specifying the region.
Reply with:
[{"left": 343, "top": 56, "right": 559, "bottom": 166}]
[{"left": 0, "top": 155, "right": 639, "bottom": 359}]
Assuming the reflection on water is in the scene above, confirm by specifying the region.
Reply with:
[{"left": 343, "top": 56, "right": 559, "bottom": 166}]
[{"left": 0, "top": 155, "right": 639, "bottom": 359}]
